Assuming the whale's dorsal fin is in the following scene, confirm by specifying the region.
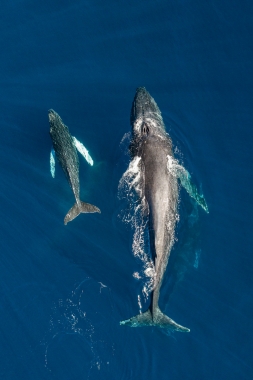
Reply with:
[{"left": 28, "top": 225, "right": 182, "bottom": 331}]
[
  {"left": 50, "top": 148, "right": 55, "bottom": 178},
  {"left": 73, "top": 136, "right": 93, "bottom": 166},
  {"left": 167, "top": 155, "right": 209, "bottom": 213}
]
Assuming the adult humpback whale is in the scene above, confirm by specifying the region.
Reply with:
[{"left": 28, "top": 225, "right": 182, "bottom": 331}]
[
  {"left": 120, "top": 88, "right": 208, "bottom": 332},
  {"left": 49, "top": 109, "right": 100, "bottom": 225}
]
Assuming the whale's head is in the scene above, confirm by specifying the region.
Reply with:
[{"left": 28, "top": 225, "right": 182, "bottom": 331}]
[
  {"left": 48, "top": 109, "right": 60, "bottom": 123},
  {"left": 130, "top": 87, "right": 166, "bottom": 139},
  {"left": 48, "top": 109, "right": 62, "bottom": 133}
]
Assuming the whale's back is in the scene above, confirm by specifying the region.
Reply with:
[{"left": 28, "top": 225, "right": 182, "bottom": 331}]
[{"left": 50, "top": 116, "right": 79, "bottom": 189}]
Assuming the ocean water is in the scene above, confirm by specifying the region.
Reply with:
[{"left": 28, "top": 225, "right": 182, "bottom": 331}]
[{"left": 0, "top": 0, "right": 252, "bottom": 379}]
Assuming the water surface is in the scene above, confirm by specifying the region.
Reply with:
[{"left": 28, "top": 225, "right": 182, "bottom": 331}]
[{"left": 0, "top": 1, "right": 252, "bottom": 379}]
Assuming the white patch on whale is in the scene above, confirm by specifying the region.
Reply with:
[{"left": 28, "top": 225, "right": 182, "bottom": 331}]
[
  {"left": 50, "top": 149, "right": 55, "bottom": 178},
  {"left": 73, "top": 136, "right": 93, "bottom": 166}
]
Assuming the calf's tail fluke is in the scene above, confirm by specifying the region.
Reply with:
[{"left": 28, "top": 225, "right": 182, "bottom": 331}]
[
  {"left": 64, "top": 201, "right": 101, "bottom": 225},
  {"left": 120, "top": 307, "right": 190, "bottom": 333}
]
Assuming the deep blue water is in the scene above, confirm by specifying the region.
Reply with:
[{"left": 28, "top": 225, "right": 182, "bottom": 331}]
[{"left": 1, "top": 1, "right": 253, "bottom": 379}]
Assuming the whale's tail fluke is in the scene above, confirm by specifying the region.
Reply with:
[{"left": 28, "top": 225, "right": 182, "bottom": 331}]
[
  {"left": 64, "top": 201, "right": 101, "bottom": 225},
  {"left": 120, "top": 308, "right": 190, "bottom": 333}
]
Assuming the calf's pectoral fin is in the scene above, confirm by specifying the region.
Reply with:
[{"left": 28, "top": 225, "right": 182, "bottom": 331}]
[
  {"left": 64, "top": 201, "right": 101, "bottom": 225},
  {"left": 50, "top": 149, "right": 55, "bottom": 178},
  {"left": 73, "top": 136, "right": 94, "bottom": 166}
]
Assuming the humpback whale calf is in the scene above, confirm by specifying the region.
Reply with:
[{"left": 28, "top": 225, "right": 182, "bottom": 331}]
[
  {"left": 120, "top": 88, "right": 208, "bottom": 332},
  {"left": 49, "top": 109, "right": 100, "bottom": 225}
]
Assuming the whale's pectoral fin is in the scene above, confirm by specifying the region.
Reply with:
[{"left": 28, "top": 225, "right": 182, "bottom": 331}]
[
  {"left": 120, "top": 308, "right": 190, "bottom": 332},
  {"left": 50, "top": 149, "right": 55, "bottom": 178},
  {"left": 73, "top": 137, "right": 94, "bottom": 166},
  {"left": 64, "top": 201, "right": 101, "bottom": 225},
  {"left": 179, "top": 169, "right": 208, "bottom": 213},
  {"left": 167, "top": 156, "right": 208, "bottom": 213}
]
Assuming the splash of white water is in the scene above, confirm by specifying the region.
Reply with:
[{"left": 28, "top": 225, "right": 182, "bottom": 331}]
[{"left": 118, "top": 156, "right": 155, "bottom": 301}]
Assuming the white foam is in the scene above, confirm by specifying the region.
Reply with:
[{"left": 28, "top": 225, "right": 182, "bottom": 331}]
[
  {"left": 118, "top": 156, "right": 155, "bottom": 300},
  {"left": 167, "top": 155, "right": 184, "bottom": 178},
  {"left": 133, "top": 272, "right": 142, "bottom": 279}
]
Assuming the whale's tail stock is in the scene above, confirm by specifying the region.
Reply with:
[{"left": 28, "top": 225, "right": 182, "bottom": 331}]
[
  {"left": 64, "top": 201, "right": 101, "bottom": 225},
  {"left": 120, "top": 307, "right": 190, "bottom": 333}
]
